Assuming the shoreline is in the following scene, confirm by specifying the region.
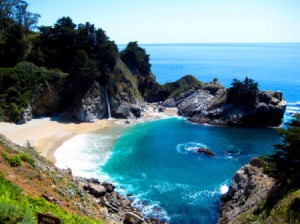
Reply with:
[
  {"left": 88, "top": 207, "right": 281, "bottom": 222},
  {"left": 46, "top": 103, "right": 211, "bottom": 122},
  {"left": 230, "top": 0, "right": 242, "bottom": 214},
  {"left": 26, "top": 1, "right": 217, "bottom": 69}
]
[{"left": 0, "top": 108, "right": 178, "bottom": 164}]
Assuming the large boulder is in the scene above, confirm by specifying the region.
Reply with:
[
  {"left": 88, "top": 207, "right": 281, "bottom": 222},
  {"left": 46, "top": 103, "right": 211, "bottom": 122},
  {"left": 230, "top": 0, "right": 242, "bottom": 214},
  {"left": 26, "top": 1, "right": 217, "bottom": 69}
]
[
  {"left": 83, "top": 184, "right": 106, "bottom": 198},
  {"left": 124, "top": 212, "right": 144, "bottom": 224},
  {"left": 115, "top": 102, "right": 142, "bottom": 119}
]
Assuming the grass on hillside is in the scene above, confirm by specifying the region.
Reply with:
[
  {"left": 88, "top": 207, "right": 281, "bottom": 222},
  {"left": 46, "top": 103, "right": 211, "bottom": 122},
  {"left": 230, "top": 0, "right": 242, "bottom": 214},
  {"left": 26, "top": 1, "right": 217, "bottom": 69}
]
[{"left": 0, "top": 137, "right": 103, "bottom": 224}]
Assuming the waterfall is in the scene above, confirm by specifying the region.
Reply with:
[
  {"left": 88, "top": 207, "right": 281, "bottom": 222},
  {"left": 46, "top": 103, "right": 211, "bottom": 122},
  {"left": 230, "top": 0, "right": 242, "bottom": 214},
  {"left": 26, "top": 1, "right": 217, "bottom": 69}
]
[{"left": 105, "top": 89, "right": 112, "bottom": 119}]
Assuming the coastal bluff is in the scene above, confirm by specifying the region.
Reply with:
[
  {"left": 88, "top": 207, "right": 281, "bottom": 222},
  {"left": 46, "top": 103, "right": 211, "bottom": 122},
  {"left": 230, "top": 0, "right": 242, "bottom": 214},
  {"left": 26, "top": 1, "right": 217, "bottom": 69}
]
[
  {"left": 218, "top": 158, "right": 300, "bottom": 224},
  {"left": 218, "top": 158, "right": 277, "bottom": 224},
  {"left": 20, "top": 76, "right": 286, "bottom": 127},
  {"left": 163, "top": 78, "right": 287, "bottom": 127}
]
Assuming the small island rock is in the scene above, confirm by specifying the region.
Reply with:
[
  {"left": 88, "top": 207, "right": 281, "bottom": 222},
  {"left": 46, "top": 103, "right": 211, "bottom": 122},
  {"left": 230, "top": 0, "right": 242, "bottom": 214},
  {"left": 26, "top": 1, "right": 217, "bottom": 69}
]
[{"left": 197, "top": 148, "right": 216, "bottom": 157}]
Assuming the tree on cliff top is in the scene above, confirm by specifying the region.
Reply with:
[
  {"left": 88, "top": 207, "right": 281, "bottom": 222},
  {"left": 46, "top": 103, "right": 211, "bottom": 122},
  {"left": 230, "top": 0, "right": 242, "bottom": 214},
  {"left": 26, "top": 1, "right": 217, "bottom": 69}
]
[
  {"left": 267, "top": 114, "right": 300, "bottom": 187},
  {"left": 227, "top": 77, "right": 259, "bottom": 105},
  {"left": 120, "top": 41, "right": 151, "bottom": 74}
]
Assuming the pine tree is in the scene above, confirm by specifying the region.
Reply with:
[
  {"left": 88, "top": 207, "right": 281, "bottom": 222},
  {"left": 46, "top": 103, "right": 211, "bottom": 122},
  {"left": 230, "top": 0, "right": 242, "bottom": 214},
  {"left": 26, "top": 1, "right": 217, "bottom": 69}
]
[{"left": 268, "top": 114, "right": 300, "bottom": 187}]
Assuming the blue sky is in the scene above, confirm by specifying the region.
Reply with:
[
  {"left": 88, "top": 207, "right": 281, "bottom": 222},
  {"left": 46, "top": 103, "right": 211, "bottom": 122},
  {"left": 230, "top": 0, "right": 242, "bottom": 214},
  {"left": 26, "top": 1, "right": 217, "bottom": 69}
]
[{"left": 26, "top": 0, "right": 300, "bottom": 44}]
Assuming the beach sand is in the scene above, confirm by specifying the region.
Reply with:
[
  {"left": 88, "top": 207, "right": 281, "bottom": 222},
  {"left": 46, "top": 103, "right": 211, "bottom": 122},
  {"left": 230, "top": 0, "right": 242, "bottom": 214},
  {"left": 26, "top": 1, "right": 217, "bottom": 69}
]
[{"left": 0, "top": 107, "right": 178, "bottom": 163}]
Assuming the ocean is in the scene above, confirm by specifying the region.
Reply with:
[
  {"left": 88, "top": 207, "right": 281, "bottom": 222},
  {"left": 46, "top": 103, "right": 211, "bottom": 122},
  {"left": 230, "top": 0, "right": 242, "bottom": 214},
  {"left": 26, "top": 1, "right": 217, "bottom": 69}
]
[{"left": 55, "top": 44, "right": 300, "bottom": 223}]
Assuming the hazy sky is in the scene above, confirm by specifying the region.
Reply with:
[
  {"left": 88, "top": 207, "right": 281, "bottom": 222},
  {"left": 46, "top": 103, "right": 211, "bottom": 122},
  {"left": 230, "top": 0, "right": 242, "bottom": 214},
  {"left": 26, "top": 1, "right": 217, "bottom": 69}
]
[{"left": 26, "top": 0, "right": 300, "bottom": 44}]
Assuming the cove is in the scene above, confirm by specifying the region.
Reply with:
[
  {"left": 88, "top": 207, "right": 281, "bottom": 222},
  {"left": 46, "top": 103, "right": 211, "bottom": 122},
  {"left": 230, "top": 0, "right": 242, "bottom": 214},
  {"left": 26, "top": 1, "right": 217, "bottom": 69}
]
[{"left": 100, "top": 118, "right": 280, "bottom": 224}]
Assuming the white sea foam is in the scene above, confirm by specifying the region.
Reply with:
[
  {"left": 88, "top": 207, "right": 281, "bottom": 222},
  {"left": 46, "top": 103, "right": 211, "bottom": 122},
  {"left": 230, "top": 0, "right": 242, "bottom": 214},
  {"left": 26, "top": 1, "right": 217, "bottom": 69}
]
[
  {"left": 176, "top": 142, "right": 208, "bottom": 154},
  {"left": 131, "top": 196, "right": 170, "bottom": 221},
  {"left": 287, "top": 101, "right": 300, "bottom": 106},
  {"left": 54, "top": 133, "right": 114, "bottom": 178},
  {"left": 111, "top": 181, "right": 170, "bottom": 221},
  {"left": 220, "top": 185, "right": 229, "bottom": 194}
]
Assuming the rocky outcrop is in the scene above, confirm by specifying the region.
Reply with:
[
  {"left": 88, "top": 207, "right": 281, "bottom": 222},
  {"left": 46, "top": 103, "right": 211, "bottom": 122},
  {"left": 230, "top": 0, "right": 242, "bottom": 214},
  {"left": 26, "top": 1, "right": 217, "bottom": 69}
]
[
  {"left": 218, "top": 158, "right": 277, "bottom": 224},
  {"left": 77, "top": 177, "right": 166, "bottom": 224},
  {"left": 167, "top": 78, "right": 286, "bottom": 127},
  {"left": 18, "top": 104, "right": 32, "bottom": 124},
  {"left": 115, "top": 102, "right": 142, "bottom": 119},
  {"left": 73, "top": 81, "right": 108, "bottom": 122}
]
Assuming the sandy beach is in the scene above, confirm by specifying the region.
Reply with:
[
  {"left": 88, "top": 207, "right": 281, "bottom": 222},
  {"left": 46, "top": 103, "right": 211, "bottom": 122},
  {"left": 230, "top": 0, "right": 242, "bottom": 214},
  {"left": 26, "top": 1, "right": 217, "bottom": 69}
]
[{"left": 0, "top": 108, "right": 178, "bottom": 163}]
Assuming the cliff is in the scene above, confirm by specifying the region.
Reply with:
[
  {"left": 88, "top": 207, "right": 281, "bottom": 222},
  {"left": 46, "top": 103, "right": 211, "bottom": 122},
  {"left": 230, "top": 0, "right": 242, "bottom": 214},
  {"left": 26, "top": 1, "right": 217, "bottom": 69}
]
[
  {"left": 165, "top": 78, "right": 287, "bottom": 127},
  {"left": 218, "top": 158, "right": 300, "bottom": 224},
  {"left": 28, "top": 62, "right": 201, "bottom": 121}
]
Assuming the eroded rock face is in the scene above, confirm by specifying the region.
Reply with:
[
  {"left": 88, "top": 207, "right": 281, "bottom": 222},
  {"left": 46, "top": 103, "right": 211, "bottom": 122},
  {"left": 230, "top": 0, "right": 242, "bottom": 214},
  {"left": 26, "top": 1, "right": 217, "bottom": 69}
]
[
  {"left": 18, "top": 104, "right": 32, "bottom": 124},
  {"left": 115, "top": 102, "right": 142, "bottom": 119},
  {"left": 177, "top": 90, "right": 215, "bottom": 117},
  {"left": 169, "top": 78, "right": 286, "bottom": 127},
  {"left": 218, "top": 158, "right": 277, "bottom": 224},
  {"left": 74, "top": 81, "right": 107, "bottom": 122}
]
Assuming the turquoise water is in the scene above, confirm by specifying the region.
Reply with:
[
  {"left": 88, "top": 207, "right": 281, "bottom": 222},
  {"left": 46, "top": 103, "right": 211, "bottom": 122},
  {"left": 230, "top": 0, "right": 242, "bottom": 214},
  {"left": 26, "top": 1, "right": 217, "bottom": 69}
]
[
  {"left": 101, "top": 118, "right": 279, "bottom": 223},
  {"left": 56, "top": 44, "right": 300, "bottom": 223}
]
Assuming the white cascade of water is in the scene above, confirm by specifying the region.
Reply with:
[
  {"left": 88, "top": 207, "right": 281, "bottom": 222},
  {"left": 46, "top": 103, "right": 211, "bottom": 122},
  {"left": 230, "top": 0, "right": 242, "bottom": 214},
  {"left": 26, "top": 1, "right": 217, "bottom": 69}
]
[{"left": 105, "top": 89, "right": 112, "bottom": 119}]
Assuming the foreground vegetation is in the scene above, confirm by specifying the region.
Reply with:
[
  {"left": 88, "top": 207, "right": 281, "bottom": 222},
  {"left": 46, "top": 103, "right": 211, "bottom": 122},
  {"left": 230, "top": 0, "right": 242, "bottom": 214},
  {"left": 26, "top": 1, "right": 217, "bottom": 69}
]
[{"left": 0, "top": 136, "right": 103, "bottom": 224}]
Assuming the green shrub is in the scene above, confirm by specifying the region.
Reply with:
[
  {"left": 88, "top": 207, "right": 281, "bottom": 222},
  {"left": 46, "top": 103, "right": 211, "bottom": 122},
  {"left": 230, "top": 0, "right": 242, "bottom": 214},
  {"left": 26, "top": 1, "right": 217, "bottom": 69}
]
[
  {"left": 6, "top": 156, "right": 22, "bottom": 167},
  {"left": 20, "top": 154, "right": 35, "bottom": 165},
  {"left": 0, "top": 201, "right": 35, "bottom": 224}
]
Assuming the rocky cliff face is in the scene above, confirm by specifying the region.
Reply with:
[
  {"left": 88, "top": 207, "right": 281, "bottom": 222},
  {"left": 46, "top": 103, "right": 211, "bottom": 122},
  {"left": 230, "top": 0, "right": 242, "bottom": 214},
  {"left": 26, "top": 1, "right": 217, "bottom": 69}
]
[
  {"left": 165, "top": 78, "right": 287, "bottom": 127},
  {"left": 218, "top": 158, "right": 277, "bottom": 224},
  {"left": 18, "top": 104, "right": 33, "bottom": 124},
  {"left": 72, "top": 81, "right": 108, "bottom": 122}
]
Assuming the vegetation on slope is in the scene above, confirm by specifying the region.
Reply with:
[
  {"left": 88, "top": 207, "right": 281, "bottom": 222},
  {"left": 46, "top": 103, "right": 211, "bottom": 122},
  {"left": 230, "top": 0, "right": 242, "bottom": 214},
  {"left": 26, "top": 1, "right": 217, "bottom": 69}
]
[
  {"left": 0, "top": 62, "right": 66, "bottom": 122},
  {"left": 232, "top": 114, "right": 300, "bottom": 223},
  {"left": 0, "top": 135, "right": 103, "bottom": 223}
]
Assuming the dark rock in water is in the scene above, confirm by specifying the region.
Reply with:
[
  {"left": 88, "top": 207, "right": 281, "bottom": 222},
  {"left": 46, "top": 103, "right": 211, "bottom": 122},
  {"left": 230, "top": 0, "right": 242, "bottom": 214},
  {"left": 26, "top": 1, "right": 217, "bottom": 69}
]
[{"left": 197, "top": 148, "right": 216, "bottom": 157}]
